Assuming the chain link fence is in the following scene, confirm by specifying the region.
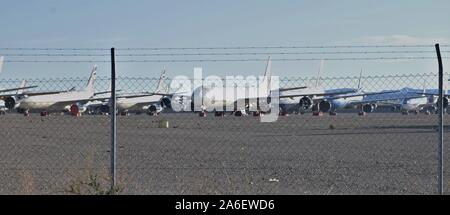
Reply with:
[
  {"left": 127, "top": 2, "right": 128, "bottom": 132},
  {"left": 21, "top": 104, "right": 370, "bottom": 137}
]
[{"left": 0, "top": 72, "right": 448, "bottom": 194}]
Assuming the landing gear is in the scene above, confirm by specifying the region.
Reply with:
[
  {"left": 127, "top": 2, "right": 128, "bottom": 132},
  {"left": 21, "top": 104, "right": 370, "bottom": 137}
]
[
  {"left": 40, "top": 111, "right": 49, "bottom": 116},
  {"left": 199, "top": 112, "right": 207, "bottom": 117},
  {"left": 234, "top": 111, "right": 244, "bottom": 117},
  {"left": 120, "top": 111, "right": 129, "bottom": 116},
  {"left": 0, "top": 110, "right": 6, "bottom": 115},
  {"left": 329, "top": 111, "right": 337, "bottom": 116},
  {"left": 148, "top": 112, "right": 159, "bottom": 116},
  {"left": 312, "top": 111, "right": 323, "bottom": 116},
  {"left": 358, "top": 111, "right": 366, "bottom": 116},
  {"left": 214, "top": 111, "right": 225, "bottom": 117},
  {"left": 280, "top": 111, "right": 290, "bottom": 116},
  {"left": 414, "top": 110, "right": 419, "bottom": 115},
  {"left": 253, "top": 111, "right": 262, "bottom": 117},
  {"left": 402, "top": 110, "right": 409, "bottom": 115}
]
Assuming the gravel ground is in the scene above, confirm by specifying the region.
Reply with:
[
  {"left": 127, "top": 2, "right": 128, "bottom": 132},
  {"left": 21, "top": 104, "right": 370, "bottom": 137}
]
[{"left": 0, "top": 112, "right": 449, "bottom": 194}]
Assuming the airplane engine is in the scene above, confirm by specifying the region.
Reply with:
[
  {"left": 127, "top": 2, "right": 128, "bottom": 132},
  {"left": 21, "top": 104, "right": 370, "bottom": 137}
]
[
  {"left": 190, "top": 101, "right": 195, "bottom": 112},
  {"left": 4, "top": 97, "right": 16, "bottom": 110},
  {"left": 299, "top": 97, "right": 313, "bottom": 111},
  {"left": 70, "top": 104, "right": 80, "bottom": 116},
  {"left": 148, "top": 104, "right": 163, "bottom": 115},
  {"left": 160, "top": 97, "right": 172, "bottom": 109},
  {"left": 99, "top": 105, "right": 110, "bottom": 114},
  {"left": 442, "top": 97, "right": 449, "bottom": 109},
  {"left": 426, "top": 105, "right": 437, "bottom": 114},
  {"left": 257, "top": 97, "right": 272, "bottom": 112},
  {"left": 318, "top": 101, "right": 332, "bottom": 112},
  {"left": 362, "top": 104, "right": 376, "bottom": 113}
]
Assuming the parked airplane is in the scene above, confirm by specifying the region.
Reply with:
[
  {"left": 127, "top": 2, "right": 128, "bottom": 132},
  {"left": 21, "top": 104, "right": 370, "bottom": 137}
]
[
  {"left": 0, "top": 79, "right": 73, "bottom": 113},
  {"left": 0, "top": 56, "right": 3, "bottom": 74},
  {"left": 397, "top": 81, "right": 449, "bottom": 115},
  {"left": 11, "top": 65, "right": 99, "bottom": 116},
  {"left": 279, "top": 61, "right": 361, "bottom": 115},
  {"left": 325, "top": 78, "right": 447, "bottom": 115},
  {"left": 113, "top": 67, "right": 174, "bottom": 116},
  {"left": 189, "top": 57, "right": 310, "bottom": 117}
]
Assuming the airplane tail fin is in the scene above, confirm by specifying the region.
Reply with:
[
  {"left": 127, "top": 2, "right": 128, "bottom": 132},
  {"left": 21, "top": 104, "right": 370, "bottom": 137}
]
[
  {"left": 422, "top": 78, "right": 427, "bottom": 94},
  {"left": 17, "top": 80, "right": 27, "bottom": 94},
  {"left": 446, "top": 76, "right": 449, "bottom": 94},
  {"left": 262, "top": 56, "right": 272, "bottom": 96},
  {"left": 85, "top": 65, "right": 98, "bottom": 95},
  {"left": 357, "top": 69, "right": 363, "bottom": 91},
  {"left": 155, "top": 66, "right": 167, "bottom": 93},
  {"left": 0, "top": 56, "right": 4, "bottom": 75},
  {"left": 315, "top": 60, "right": 324, "bottom": 88}
]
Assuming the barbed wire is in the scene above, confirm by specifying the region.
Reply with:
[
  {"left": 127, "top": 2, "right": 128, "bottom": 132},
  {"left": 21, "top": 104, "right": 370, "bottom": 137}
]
[
  {"left": 0, "top": 44, "right": 449, "bottom": 51},
  {"left": 3, "top": 56, "right": 449, "bottom": 63},
  {"left": 116, "top": 45, "right": 450, "bottom": 50},
  {"left": 1, "top": 50, "right": 449, "bottom": 57}
]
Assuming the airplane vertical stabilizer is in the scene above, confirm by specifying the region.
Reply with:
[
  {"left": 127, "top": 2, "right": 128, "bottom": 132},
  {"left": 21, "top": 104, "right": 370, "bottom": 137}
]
[
  {"left": 357, "top": 69, "right": 363, "bottom": 91},
  {"left": 261, "top": 56, "right": 272, "bottom": 96},
  {"left": 0, "top": 56, "right": 4, "bottom": 75},
  {"left": 422, "top": 78, "right": 427, "bottom": 94},
  {"left": 17, "top": 80, "right": 27, "bottom": 94},
  {"left": 155, "top": 67, "right": 167, "bottom": 93},
  {"left": 315, "top": 60, "right": 324, "bottom": 88},
  {"left": 84, "top": 65, "right": 98, "bottom": 95},
  {"left": 445, "top": 76, "right": 449, "bottom": 94}
]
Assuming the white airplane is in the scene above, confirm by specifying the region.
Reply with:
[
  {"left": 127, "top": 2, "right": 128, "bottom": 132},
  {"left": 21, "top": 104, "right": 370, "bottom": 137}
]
[
  {"left": 190, "top": 56, "right": 304, "bottom": 117},
  {"left": 1, "top": 79, "right": 74, "bottom": 112},
  {"left": 13, "top": 65, "right": 99, "bottom": 116},
  {"left": 114, "top": 67, "right": 175, "bottom": 116},
  {"left": 187, "top": 57, "right": 331, "bottom": 117},
  {"left": 324, "top": 78, "right": 445, "bottom": 115},
  {"left": 1, "top": 80, "right": 33, "bottom": 113},
  {"left": 397, "top": 81, "right": 449, "bottom": 115},
  {"left": 278, "top": 60, "right": 360, "bottom": 115}
]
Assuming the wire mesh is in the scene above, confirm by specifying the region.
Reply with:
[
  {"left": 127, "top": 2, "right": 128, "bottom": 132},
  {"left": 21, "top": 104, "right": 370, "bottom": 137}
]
[{"left": 0, "top": 69, "right": 448, "bottom": 194}]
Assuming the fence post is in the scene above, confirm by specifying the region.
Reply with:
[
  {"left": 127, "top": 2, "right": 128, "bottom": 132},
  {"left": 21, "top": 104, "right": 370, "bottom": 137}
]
[
  {"left": 110, "top": 47, "right": 117, "bottom": 191},
  {"left": 436, "top": 43, "right": 444, "bottom": 195}
]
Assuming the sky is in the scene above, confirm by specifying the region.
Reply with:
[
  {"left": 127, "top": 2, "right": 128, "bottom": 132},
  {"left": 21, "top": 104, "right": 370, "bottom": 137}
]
[{"left": 0, "top": 0, "right": 449, "bottom": 81}]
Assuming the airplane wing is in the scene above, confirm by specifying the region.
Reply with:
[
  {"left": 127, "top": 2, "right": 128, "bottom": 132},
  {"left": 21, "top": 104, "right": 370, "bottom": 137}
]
[
  {"left": 279, "top": 86, "right": 308, "bottom": 92},
  {"left": 0, "top": 86, "right": 37, "bottom": 94},
  {"left": 0, "top": 90, "right": 70, "bottom": 98},
  {"left": 44, "top": 96, "right": 114, "bottom": 109},
  {"left": 325, "top": 90, "right": 400, "bottom": 100},
  {"left": 414, "top": 92, "right": 450, "bottom": 97},
  {"left": 93, "top": 90, "right": 122, "bottom": 96},
  {"left": 121, "top": 91, "right": 185, "bottom": 98},
  {"left": 279, "top": 89, "right": 358, "bottom": 99},
  {"left": 346, "top": 94, "right": 426, "bottom": 106}
]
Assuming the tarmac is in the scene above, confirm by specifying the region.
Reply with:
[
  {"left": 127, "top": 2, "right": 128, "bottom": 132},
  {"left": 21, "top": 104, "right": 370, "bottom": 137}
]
[{"left": 0, "top": 111, "right": 449, "bottom": 194}]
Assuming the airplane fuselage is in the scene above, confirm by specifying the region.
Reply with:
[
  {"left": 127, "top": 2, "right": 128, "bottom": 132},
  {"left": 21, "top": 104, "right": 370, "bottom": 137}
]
[
  {"left": 192, "top": 86, "right": 264, "bottom": 112},
  {"left": 18, "top": 90, "right": 93, "bottom": 111},
  {"left": 329, "top": 96, "right": 364, "bottom": 110},
  {"left": 116, "top": 95, "right": 163, "bottom": 111},
  {"left": 400, "top": 97, "right": 430, "bottom": 111}
]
